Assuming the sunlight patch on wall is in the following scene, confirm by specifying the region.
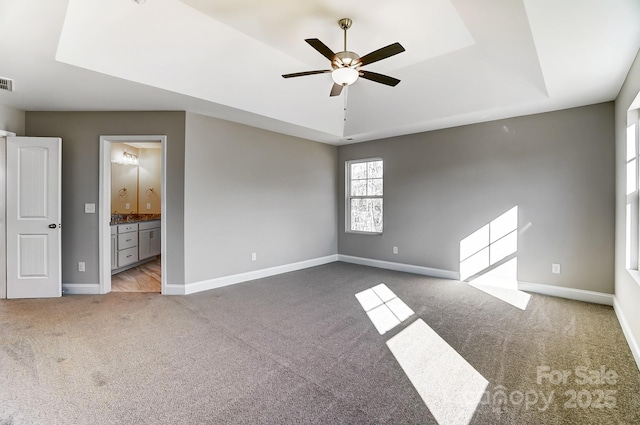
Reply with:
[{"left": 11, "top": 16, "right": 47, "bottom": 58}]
[
  {"left": 460, "top": 206, "right": 518, "bottom": 281},
  {"left": 459, "top": 206, "right": 530, "bottom": 309},
  {"left": 387, "top": 319, "right": 488, "bottom": 425},
  {"left": 468, "top": 258, "right": 531, "bottom": 310}
]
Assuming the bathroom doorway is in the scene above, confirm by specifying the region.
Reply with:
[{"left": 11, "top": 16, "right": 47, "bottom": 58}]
[{"left": 99, "top": 135, "right": 167, "bottom": 294}]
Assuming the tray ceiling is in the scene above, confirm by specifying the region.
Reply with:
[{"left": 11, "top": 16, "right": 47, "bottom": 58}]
[{"left": 0, "top": 0, "right": 639, "bottom": 144}]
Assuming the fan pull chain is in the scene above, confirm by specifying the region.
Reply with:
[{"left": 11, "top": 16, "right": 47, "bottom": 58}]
[{"left": 343, "top": 86, "right": 349, "bottom": 122}]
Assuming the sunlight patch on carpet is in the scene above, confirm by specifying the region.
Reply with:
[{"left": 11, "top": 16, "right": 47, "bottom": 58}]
[
  {"left": 387, "top": 319, "right": 488, "bottom": 425},
  {"left": 355, "top": 283, "right": 414, "bottom": 335}
]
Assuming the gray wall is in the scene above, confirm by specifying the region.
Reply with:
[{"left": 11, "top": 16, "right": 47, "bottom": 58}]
[
  {"left": 0, "top": 103, "right": 25, "bottom": 135},
  {"left": 184, "top": 112, "right": 337, "bottom": 284},
  {"left": 338, "top": 103, "right": 615, "bottom": 293},
  {"left": 25, "top": 112, "right": 186, "bottom": 286},
  {"left": 615, "top": 48, "right": 640, "bottom": 352}
]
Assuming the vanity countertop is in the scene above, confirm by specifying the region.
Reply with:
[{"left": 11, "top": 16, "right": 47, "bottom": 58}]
[{"left": 110, "top": 214, "right": 161, "bottom": 226}]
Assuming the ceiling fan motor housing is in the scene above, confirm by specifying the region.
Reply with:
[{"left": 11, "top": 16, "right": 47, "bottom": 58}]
[{"left": 333, "top": 51, "right": 360, "bottom": 69}]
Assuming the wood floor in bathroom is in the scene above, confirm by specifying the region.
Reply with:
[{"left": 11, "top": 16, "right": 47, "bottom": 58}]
[{"left": 111, "top": 257, "right": 161, "bottom": 293}]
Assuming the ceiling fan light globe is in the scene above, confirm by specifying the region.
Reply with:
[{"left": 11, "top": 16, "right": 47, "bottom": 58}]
[{"left": 332, "top": 67, "right": 359, "bottom": 86}]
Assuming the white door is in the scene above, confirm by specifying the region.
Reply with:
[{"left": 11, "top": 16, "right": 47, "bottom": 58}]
[{"left": 6, "top": 137, "right": 62, "bottom": 298}]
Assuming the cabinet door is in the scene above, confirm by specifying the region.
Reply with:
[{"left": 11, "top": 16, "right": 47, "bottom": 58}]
[
  {"left": 139, "top": 229, "right": 151, "bottom": 260},
  {"left": 111, "top": 234, "right": 118, "bottom": 270},
  {"left": 139, "top": 228, "right": 161, "bottom": 260},
  {"left": 149, "top": 228, "right": 161, "bottom": 257}
]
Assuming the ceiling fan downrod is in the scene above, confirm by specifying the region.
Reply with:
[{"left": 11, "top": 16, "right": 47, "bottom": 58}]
[{"left": 339, "top": 18, "right": 352, "bottom": 51}]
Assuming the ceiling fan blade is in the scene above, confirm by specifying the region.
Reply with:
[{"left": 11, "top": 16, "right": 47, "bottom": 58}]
[
  {"left": 360, "top": 70, "right": 401, "bottom": 87},
  {"left": 305, "top": 38, "right": 337, "bottom": 62},
  {"left": 330, "top": 83, "right": 343, "bottom": 97},
  {"left": 358, "top": 42, "right": 405, "bottom": 67},
  {"left": 282, "top": 70, "right": 331, "bottom": 78}
]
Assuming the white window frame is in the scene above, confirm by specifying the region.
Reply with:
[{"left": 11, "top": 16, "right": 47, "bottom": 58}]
[
  {"left": 345, "top": 158, "right": 384, "bottom": 234},
  {"left": 626, "top": 106, "right": 640, "bottom": 281}
]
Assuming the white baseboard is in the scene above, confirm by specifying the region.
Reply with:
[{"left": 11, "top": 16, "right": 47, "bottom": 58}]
[
  {"left": 518, "top": 281, "right": 614, "bottom": 306},
  {"left": 613, "top": 297, "right": 640, "bottom": 372},
  {"left": 337, "top": 255, "right": 460, "bottom": 280},
  {"left": 62, "top": 283, "right": 101, "bottom": 295},
  {"left": 164, "top": 283, "right": 187, "bottom": 296},
  {"left": 172, "top": 255, "right": 340, "bottom": 296},
  {"left": 334, "top": 255, "right": 614, "bottom": 307}
]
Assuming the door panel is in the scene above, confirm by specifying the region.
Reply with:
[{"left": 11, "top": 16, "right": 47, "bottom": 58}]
[
  {"left": 7, "top": 137, "right": 62, "bottom": 299},
  {"left": 18, "top": 147, "right": 49, "bottom": 217},
  {"left": 18, "top": 234, "right": 49, "bottom": 277}
]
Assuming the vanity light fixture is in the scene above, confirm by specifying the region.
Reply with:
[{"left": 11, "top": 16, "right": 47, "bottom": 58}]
[
  {"left": 112, "top": 150, "right": 139, "bottom": 166},
  {"left": 123, "top": 151, "right": 139, "bottom": 165}
]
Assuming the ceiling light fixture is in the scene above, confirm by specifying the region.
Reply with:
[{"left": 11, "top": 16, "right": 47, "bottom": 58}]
[
  {"left": 282, "top": 18, "right": 405, "bottom": 97},
  {"left": 331, "top": 20, "right": 359, "bottom": 87},
  {"left": 332, "top": 67, "right": 359, "bottom": 86}
]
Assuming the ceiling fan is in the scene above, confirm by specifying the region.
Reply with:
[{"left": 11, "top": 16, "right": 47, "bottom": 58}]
[{"left": 282, "top": 18, "right": 405, "bottom": 97}]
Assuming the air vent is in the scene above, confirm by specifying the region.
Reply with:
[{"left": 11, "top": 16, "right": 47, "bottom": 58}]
[{"left": 0, "top": 78, "right": 13, "bottom": 92}]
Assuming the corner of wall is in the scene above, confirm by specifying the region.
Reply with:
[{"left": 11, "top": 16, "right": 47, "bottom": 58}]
[{"left": 0, "top": 102, "right": 25, "bottom": 136}]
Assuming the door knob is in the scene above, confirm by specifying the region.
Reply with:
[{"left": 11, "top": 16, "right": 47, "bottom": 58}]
[{"left": 48, "top": 224, "right": 57, "bottom": 229}]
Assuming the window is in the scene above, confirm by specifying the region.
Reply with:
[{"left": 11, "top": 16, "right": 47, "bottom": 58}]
[
  {"left": 626, "top": 109, "right": 639, "bottom": 270},
  {"left": 346, "top": 159, "right": 383, "bottom": 233}
]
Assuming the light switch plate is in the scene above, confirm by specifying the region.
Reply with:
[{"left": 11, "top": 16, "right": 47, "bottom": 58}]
[{"left": 84, "top": 203, "right": 95, "bottom": 214}]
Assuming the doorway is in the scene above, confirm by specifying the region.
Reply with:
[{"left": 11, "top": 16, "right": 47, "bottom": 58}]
[{"left": 99, "top": 135, "right": 167, "bottom": 295}]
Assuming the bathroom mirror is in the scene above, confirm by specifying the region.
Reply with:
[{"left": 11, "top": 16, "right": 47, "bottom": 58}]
[{"left": 111, "top": 142, "right": 161, "bottom": 215}]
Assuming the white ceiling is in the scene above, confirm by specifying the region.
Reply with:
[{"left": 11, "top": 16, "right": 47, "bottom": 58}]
[{"left": 0, "top": 0, "right": 639, "bottom": 145}]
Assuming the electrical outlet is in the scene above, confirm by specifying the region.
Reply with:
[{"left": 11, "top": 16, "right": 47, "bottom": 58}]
[
  {"left": 552, "top": 263, "right": 561, "bottom": 274},
  {"left": 147, "top": 203, "right": 151, "bottom": 210},
  {"left": 78, "top": 262, "right": 85, "bottom": 272},
  {"left": 125, "top": 203, "right": 130, "bottom": 209},
  {"left": 393, "top": 246, "right": 398, "bottom": 254},
  {"left": 251, "top": 253, "right": 257, "bottom": 261}
]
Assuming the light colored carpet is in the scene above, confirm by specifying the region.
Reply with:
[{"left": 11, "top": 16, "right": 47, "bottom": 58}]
[{"left": 0, "top": 262, "right": 638, "bottom": 424}]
